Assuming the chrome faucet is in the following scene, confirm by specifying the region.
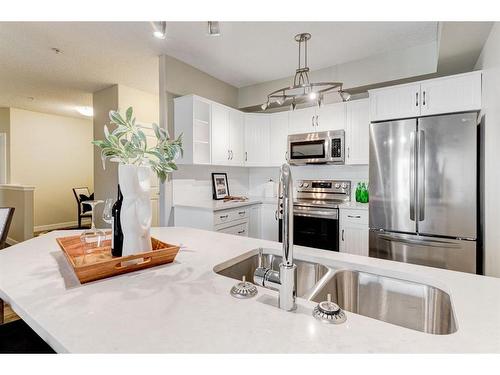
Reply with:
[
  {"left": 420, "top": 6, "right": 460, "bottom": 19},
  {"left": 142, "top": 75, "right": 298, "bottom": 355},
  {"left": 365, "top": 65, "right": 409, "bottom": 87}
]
[{"left": 254, "top": 163, "right": 297, "bottom": 311}]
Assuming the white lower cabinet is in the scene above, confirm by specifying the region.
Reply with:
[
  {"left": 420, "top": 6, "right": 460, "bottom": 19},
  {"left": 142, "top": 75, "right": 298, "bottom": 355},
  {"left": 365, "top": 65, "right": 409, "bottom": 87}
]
[
  {"left": 339, "top": 209, "right": 369, "bottom": 256},
  {"left": 260, "top": 203, "right": 279, "bottom": 241},
  {"left": 248, "top": 205, "right": 262, "bottom": 238},
  {"left": 217, "top": 221, "right": 249, "bottom": 236}
]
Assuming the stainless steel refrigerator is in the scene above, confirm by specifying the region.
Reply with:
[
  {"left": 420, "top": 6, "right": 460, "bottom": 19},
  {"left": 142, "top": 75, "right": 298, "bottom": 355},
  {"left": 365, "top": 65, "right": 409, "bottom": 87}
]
[{"left": 369, "top": 112, "right": 478, "bottom": 273}]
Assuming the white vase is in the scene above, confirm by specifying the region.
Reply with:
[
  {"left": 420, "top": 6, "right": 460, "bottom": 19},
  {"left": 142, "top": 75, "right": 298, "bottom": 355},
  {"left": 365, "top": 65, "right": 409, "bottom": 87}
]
[{"left": 118, "top": 164, "right": 153, "bottom": 256}]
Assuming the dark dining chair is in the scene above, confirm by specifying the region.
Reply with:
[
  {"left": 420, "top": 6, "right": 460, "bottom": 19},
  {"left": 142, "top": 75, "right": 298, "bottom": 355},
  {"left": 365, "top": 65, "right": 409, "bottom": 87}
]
[
  {"left": 0, "top": 207, "right": 15, "bottom": 250},
  {"left": 72, "top": 187, "right": 92, "bottom": 229},
  {"left": 0, "top": 319, "right": 55, "bottom": 353}
]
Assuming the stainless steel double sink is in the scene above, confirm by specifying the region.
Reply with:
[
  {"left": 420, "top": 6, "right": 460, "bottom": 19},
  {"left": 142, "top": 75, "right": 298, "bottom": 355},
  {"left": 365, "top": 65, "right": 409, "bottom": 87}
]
[{"left": 214, "top": 248, "right": 457, "bottom": 335}]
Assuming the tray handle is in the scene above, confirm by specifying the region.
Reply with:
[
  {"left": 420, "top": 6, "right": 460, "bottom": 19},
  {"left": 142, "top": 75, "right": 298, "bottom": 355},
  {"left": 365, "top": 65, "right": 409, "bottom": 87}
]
[{"left": 114, "top": 256, "right": 152, "bottom": 270}]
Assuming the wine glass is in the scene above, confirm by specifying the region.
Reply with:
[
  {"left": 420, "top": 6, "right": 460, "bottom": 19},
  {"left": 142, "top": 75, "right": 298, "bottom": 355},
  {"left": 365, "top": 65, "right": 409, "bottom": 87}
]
[
  {"left": 102, "top": 198, "right": 113, "bottom": 240},
  {"left": 79, "top": 200, "right": 106, "bottom": 257}
]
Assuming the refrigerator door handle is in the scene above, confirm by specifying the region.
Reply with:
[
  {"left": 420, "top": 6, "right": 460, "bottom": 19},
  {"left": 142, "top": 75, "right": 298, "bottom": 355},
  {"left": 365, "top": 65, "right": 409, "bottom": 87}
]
[
  {"left": 418, "top": 129, "right": 425, "bottom": 221},
  {"left": 377, "top": 233, "right": 460, "bottom": 249},
  {"left": 409, "top": 131, "right": 416, "bottom": 221}
]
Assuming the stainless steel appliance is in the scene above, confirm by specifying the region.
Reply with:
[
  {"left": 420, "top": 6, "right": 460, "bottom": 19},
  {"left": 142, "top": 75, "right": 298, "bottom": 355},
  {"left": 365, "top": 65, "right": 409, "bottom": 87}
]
[
  {"left": 279, "top": 179, "right": 351, "bottom": 251},
  {"left": 288, "top": 130, "right": 345, "bottom": 165},
  {"left": 369, "top": 112, "right": 478, "bottom": 273}
]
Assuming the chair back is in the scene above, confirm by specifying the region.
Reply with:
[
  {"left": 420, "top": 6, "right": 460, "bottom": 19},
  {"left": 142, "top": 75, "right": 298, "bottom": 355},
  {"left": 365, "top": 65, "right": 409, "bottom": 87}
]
[
  {"left": 0, "top": 207, "right": 15, "bottom": 249},
  {"left": 73, "top": 187, "right": 91, "bottom": 210}
]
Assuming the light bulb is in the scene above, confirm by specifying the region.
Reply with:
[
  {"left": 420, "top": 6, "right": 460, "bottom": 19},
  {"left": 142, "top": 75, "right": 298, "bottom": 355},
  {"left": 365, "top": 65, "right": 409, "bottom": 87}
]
[
  {"left": 153, "top": 30, "right": 166, "bottom": 39},
  {"left": 309, "top": 92, "right": 318, "bottom": 100},
  {"left": 261, "top": 102, "right": 268, "bottom": 111}
]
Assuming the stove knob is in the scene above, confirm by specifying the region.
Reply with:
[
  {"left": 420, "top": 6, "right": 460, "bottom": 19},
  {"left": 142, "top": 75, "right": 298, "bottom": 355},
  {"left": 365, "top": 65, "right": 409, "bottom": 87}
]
[
  {"left": 341, "top": 183, "right": 347, "bottom": 189},
  {"left": 335, "top": 183, "right": 340, "bottom": 189},
  {"left": 299, "top": 183, "right": 304, "bottom": 188},
  {"left": 303, "top": 183, "right": 309, "bottom": 188}
]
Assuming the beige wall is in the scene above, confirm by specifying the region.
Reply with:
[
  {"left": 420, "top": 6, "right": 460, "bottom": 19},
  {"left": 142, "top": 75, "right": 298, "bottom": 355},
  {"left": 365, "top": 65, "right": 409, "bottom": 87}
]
[
  {"left": 161, "top": 55, "right": 238, "bottom": 108},
  {"left": 9, "top": 108, "right": 93, "bottom": 229},
  {"left": 92, "top": 84, "right": 159, "bottom": 226},
  {"left": 238, "top": 42, "right": 439, "bottom": 108},
  {"left": 475, "top": 23, "right": 500, "bottom": 277},
  {"left": 0, "top": 108, "right": 11, "bottom": 182}
]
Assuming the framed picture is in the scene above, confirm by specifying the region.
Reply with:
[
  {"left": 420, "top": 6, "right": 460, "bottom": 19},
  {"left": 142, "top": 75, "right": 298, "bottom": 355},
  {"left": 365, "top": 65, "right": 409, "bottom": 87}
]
[{"left": 212, "top": 173, "right": 229, "bottom": 200}]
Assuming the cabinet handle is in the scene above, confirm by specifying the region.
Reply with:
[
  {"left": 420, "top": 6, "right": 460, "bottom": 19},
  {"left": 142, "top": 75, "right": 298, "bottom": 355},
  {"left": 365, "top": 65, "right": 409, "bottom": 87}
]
[
  {"left": 347, "top": 215, "right": 361, "bottom": 219},
  {"left": 423, "top": 91, "right": 426, "bottom": 106},
  {"left": 220, "top": 215, "right": 228, "bottom": 219},
  {"left": 312, "top": 116, "right": 315, "bottom": 127},
  {"left": 238, "top": 230, "right": 245, "bottom": 234},
  {"left": 315, "top": 115, "right": 319, "bottom": 127},
  {"left": 342, "top": 229, "right": 344, "bottom": 241},
  {"left": 245, "top": 151, "right": 248, "bottom": 162},
  {"left": 416, "top": 92, "right": 419, "bottom": 107},
  {"left": 347, "top": 147, "right": 350, "bottom": 159},
  {"left": 238, "top": 211, "right": 245, "bottom": 215},
  {"left": 227, "top": 150, "right": 230, "bottom": 160},
  {"left": 275, "top": 210, "right": 278, "bottom": 221}
]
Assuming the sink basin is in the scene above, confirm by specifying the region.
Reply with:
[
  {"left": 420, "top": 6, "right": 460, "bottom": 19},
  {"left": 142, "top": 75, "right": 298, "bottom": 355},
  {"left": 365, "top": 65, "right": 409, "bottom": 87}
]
[
  {"left": 213, "top": 249, "right": 329, "bottom": 298},
  {"left": 310, "top": 270, "right": 457, "bottom": 335},
  {"left": 214, "top": 250, "right": 457, "bottom": 335}
]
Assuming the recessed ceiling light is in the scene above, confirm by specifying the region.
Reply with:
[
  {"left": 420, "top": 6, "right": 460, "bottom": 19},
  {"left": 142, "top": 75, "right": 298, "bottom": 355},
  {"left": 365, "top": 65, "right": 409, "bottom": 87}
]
[
  {"left": 207, "top": 21, "right": 221, "bottom": 36},
  {"left": 76, "top": 106, "right": 93, "bottom": 117},
  {"left": 153, "top": 21, "right": 167, "bottom": 39}
]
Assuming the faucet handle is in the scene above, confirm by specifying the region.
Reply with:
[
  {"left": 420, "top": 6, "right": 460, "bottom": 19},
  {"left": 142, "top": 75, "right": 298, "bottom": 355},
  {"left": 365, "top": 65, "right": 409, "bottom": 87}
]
[{"left": 257, "top": 248, "right": 263, "bottom": 268}]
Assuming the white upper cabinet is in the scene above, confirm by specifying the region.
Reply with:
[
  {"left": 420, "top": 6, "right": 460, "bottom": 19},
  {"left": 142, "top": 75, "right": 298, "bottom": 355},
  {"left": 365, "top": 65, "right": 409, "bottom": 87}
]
[
  {"left": 369, "top": 83, "right": 421, "bottom": 122},
  {"left": 269, "top": 111, "right": 289, "bottom": 166},
  {"left": 419, "top": 72, "right": 482, "bottom": 116},
  {"left": 244, "top": 114, "right": 270, "bottom": 166},
  {"left": 174, "top": 95, "right": 212, "bottom": 165},
  {"left": 316, "top": 102, "right": 346, "bottom": 131},
  {"left": 228, "top": 110, "right": 245, "bottom": 165},
  {"left": 211, "top": 103, "right": 231, "bottom": 165},
  {"left": 345, "top": 99, "right": 369, "bottom": 165},
  {"left": 288, "top": 106, "right": 317, "bottom": 134},
  {"left": 369, "top": 71, "right": 482, "bottom": 122}
]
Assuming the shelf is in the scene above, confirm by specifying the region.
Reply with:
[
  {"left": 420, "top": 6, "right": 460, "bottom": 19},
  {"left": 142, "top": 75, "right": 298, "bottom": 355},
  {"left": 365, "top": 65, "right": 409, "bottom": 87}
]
[
  {"left": 194, "top": 119, "right": 209, "bottom": 125},
  {"left": 194, "top": 140, "right": 209, "bottom": 144}
]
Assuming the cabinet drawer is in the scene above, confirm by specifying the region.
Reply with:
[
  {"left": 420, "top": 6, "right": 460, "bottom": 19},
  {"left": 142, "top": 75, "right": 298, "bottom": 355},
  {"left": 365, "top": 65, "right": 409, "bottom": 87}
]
[
  {"left": 214, "top": 207, "right": 249, "bottom": 226},
  {"left": 216, "top": 221, "right": 249, "bottom": 237},
  {"left": 340, "top": 209, "right": 368, "bottom": 225}
]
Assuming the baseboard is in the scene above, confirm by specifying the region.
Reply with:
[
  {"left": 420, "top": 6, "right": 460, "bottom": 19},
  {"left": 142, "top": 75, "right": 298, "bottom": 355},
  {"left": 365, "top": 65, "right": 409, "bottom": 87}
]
[
  {"left": 6, "top": 237, "right": 18, "bottom": 245},
  {"left": 34, "top": 221, "right": 80, "bottom": 232}
]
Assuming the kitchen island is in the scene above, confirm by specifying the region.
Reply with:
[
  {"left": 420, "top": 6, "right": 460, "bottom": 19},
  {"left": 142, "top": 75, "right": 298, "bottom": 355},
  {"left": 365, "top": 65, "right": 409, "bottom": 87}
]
[{"left": 0, "top": 227, "right": 499, "bottom": 353}]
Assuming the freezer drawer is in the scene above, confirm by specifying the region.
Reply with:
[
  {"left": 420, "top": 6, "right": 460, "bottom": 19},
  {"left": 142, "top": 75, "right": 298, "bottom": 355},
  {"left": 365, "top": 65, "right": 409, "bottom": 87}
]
[{"left": 369, "top": 230, "right": 476, "bottom": 273}]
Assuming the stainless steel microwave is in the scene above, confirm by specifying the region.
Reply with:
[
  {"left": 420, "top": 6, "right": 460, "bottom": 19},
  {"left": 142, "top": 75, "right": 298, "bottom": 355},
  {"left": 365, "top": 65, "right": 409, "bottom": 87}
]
[{"left": 287, "top": 130, "right": 345, "bottom": 165}]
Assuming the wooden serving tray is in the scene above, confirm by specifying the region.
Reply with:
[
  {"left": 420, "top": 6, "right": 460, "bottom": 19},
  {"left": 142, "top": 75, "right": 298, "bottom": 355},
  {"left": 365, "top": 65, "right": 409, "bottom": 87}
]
[{"left": 56, "top": 234, "right": 180, "bottom": 284}]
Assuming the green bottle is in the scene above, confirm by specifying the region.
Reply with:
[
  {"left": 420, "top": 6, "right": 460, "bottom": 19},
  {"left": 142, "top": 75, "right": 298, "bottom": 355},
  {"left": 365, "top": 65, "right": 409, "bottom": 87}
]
[
  {"left": 360, "top": 183, "right": 369, "bottom": 203},
  {"left": 355, "top": 182, "right": 362, "bottom": 203}
]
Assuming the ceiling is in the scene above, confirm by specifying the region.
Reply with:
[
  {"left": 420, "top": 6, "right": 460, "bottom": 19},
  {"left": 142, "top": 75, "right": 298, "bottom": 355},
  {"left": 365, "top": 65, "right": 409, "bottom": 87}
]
[{"left": 0, "top": 21, "right": 492, "bottom": 118}]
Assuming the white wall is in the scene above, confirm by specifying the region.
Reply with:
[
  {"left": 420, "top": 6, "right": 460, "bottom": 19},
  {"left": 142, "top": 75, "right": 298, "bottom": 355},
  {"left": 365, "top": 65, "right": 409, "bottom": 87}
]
[
  {"left": 8, "top": 108, "right": 93, "bottom": 230},
  {"left": 474, "top": 23, "right": 500, "bottom": 277}
]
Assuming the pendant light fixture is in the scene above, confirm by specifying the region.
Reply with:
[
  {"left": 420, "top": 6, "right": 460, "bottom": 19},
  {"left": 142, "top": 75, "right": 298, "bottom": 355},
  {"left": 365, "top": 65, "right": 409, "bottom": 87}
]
[{"left": 261, "top": 33, "right": 350, "bottom": 111}]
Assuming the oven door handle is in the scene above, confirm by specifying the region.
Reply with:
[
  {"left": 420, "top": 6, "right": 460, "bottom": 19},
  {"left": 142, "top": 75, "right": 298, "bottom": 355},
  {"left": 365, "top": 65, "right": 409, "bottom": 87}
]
[{"left": 294, "top": 210, "right": 338, "bottom": 220}]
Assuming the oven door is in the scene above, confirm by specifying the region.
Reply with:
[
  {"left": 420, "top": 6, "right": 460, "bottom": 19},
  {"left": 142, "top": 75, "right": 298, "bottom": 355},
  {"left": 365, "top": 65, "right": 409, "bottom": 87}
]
[
  {"left": 280, "top": 206, "right": 339, "bottom": 251},
  {"left": 288, "top": 137, "right": 329, "bottom": 165}
]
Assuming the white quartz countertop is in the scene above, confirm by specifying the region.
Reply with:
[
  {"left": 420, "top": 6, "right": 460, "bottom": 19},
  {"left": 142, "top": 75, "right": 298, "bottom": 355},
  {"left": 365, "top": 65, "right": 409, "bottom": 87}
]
[
  {"left": 173, "top": 197, "right": 267, "bottom": 211},
  {"left": 1, "top": 227, "right": 499, "bottom": 353}
]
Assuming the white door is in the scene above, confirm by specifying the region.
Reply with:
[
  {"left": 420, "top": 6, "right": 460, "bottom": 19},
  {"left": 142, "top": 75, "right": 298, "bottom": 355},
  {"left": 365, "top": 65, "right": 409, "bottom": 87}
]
[
  {"left": 211, "top": 104, "right": 230, "bottom": 165},
  {"left": 369, "top": 83, "right": 421, "bottom": 122},
  {"left": 340, "top": 224, "right": 369, "bottom": 256},
  {"left": 345, "top": 99, "right": 369, "bottom": 165},
  {"left": 137, "top": 123, "right": 161, "bottom": 227},
  {"left": 316, "top": 102, "right": 345, "bottom": 131},
  {"left": 260, "top": 203, "right": 278, "bottom": 241},
  {"left": 420, "top": 72, "right": 482, "bottom": 116},
  {"left": 269, "top": 111, "right": 289, "bottom": 166},
  {"left": 244, "top": 114, "right": 270, "bottom": 166},
  {"left": 228, "top": 110, "right": 245, "bottom": 166},
  {"left": 288, "top": 106, "right": 317, "bottom": 134}
]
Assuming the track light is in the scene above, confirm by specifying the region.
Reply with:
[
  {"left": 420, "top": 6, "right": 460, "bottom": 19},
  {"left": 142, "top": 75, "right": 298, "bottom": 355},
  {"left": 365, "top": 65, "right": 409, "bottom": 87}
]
[
  {"left": 309, "top": 91, "right": 318, "bottom": 100},
  {"left": 339, "top": 90, "right": 351, "bottom": 102},
  {"left": 291, "top": 101, "right": 296, "bottom": 111},
  {"left": 208, "top": 21, "right": 221, "bottom": 36},
  {"left": 261, "top": 102, "right": 269, "bottom": 111},
  {"left": 153, "top": 21, "right": 167, "bottom": 39}
]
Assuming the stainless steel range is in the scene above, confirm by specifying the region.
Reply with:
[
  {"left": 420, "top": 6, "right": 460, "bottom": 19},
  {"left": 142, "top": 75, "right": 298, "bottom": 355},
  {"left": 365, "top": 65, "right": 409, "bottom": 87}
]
[{"left": 279, "top": 179, "right": 351, "bottom": 252}]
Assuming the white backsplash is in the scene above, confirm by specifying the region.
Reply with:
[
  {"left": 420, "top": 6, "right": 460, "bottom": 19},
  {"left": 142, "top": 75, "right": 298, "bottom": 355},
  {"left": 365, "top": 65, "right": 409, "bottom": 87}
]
[{"left": 173, "top": 164, "right": 369, "bottom": 204}]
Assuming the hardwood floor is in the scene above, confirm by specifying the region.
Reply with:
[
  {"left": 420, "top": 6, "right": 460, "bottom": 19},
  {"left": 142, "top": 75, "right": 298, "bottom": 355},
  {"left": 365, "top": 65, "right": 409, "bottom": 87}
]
[{"left": 2, "top": 303, "right": 20, "bottom": 324}]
